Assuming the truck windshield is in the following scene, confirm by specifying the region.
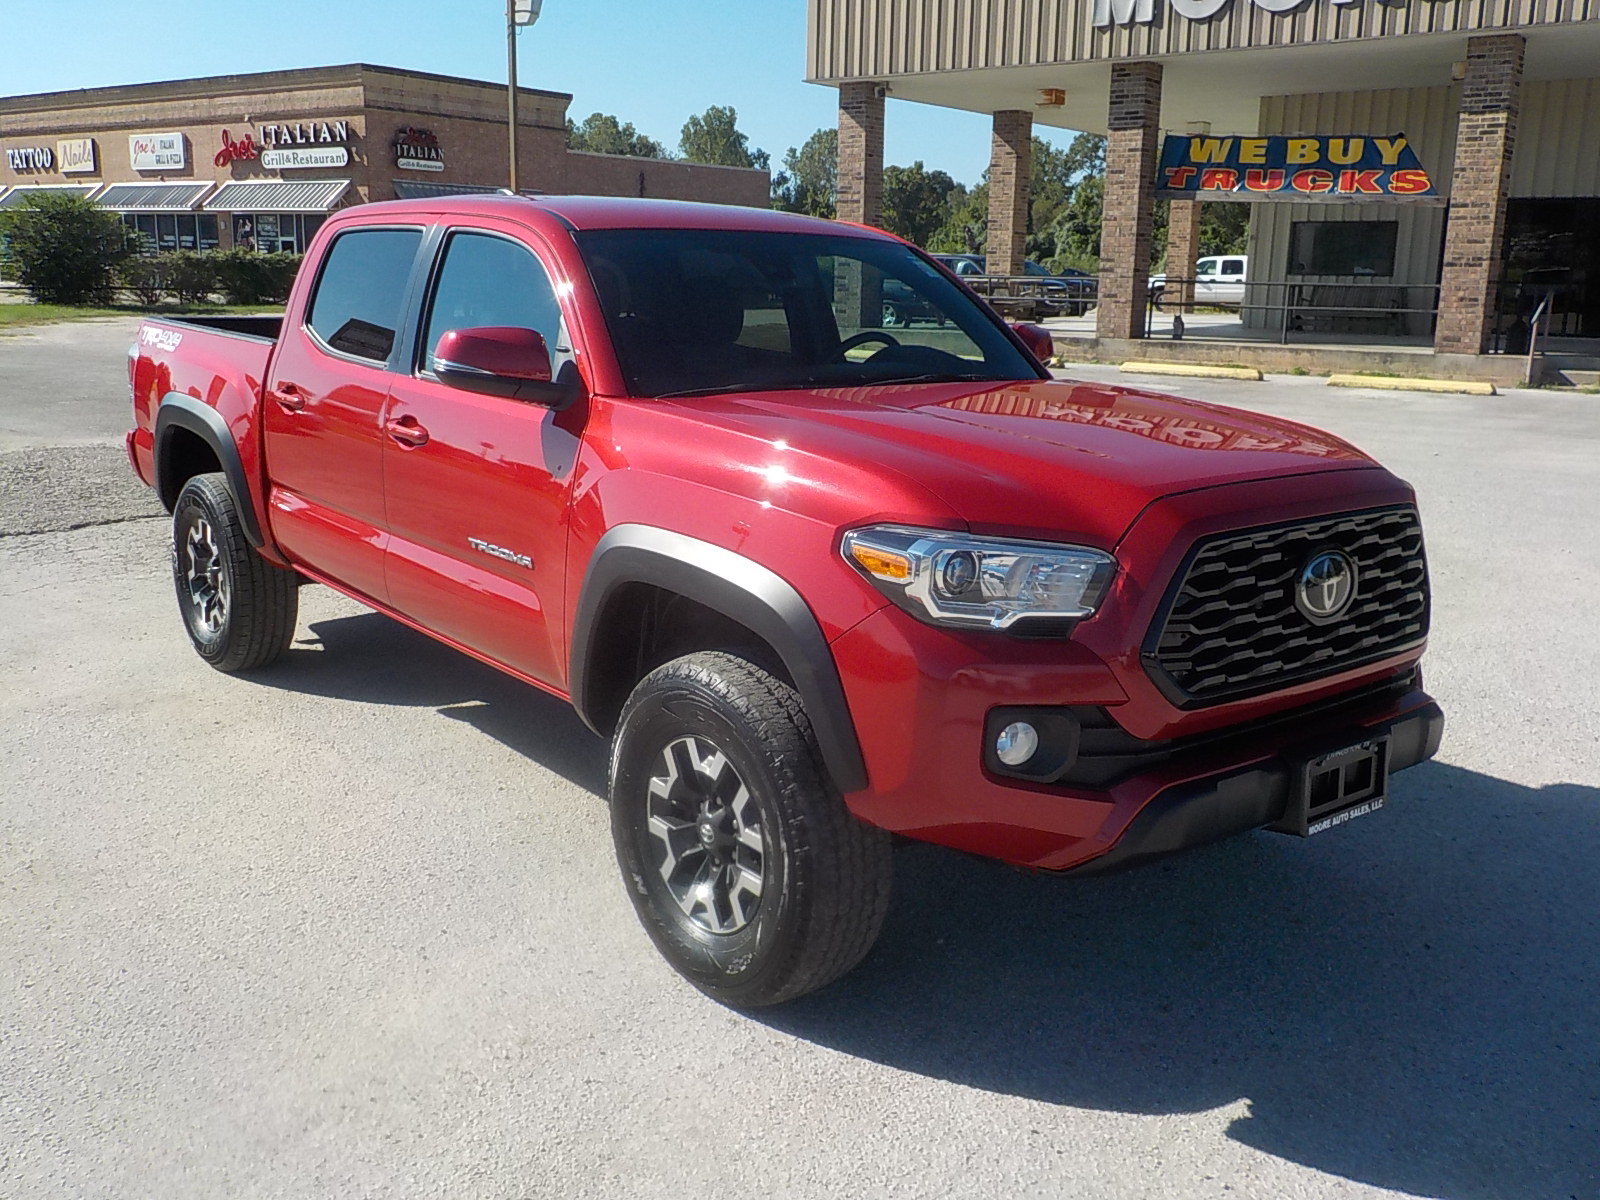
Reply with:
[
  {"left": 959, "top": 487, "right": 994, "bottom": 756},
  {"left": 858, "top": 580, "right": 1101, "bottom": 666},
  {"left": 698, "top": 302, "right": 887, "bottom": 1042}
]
[{"left": 574, "top": 228, "right": 1043, "bottom": 398}]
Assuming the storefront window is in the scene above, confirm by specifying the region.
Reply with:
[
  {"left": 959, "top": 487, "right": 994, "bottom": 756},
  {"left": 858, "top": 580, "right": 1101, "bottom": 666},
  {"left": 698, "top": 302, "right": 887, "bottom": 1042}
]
[
  {"left": 1289, "top": 221, "right": 1399, "bottom": 277},
  {"left": 234, "top": 213, "right": 326, "bottom": 253},
  {"left": 119, "top": 213, "right": 220, "bottom": 254},
  {"left": 1503, "top": 198, "right": 1599, "bottom": 338}
]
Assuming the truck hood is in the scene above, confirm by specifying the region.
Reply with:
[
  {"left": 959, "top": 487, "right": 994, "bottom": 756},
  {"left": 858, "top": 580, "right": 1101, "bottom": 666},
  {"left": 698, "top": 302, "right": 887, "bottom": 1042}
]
[{"left": 670, "top": 378, "right": 1380, "bottom": 548}]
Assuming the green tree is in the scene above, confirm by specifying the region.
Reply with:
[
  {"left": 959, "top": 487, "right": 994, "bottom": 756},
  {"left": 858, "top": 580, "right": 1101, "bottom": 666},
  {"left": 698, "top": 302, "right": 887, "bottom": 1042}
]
[
  {"left": 565, "top": 112, "right": 666, "bottom": 158},
  {"left": 1055, "top": 172, "right": 1105, "bottom": 267},
  {"left": 772, "top": 127, "right": 837, "bottom": 217},
  {"left": 929, "top": 183, "right": 987, "bottom": 254},
  {"left": 679, "top": 106, "right": 770, "bottom": 171},
  {"left": 0, "top": 192, "right": 137, "bottom": 305},
  {"left": 928, "top": 133, "right": 1110, "bottom": 264},
  {"left": 1200, "top": 202, "right": 1250, "bottom": 256},
  {"left": 881, "top": 161, "right": 963, "bottom": 247}
]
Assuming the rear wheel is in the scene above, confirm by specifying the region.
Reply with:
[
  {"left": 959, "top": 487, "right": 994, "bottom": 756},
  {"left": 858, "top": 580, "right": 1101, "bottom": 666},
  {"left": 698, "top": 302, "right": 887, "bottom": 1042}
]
[
  {"left": 171, "top": 473, "right": 298, "bottom": 672},
  {"left": 610, "top": 652, "right": 893, "bottom": 1007}
]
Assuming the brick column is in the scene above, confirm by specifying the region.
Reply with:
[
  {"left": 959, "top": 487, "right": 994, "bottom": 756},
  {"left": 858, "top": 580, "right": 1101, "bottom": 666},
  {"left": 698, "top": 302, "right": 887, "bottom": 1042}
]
[
  {"left": 1435, "top": 34, "right": 1525, "bottom": 355},
  {"left": 837, "top": 81, "right": 885, "bottom": 228},
  {"left": 986, "top": 111, "right": 1033, "bottom": 276},
  {"left": 835, "top": 82, "right": 886, "bottom": 329},
  {"left": 1097, "top": 62, "right": 1163, "bottom": 340},
  {"left": 1164, "top": 199, "right": 1202, "bottom": 314}
]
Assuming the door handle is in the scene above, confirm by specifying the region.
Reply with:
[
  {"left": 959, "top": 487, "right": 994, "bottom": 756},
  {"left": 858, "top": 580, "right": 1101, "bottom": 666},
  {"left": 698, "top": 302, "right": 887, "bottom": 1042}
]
[
  {"left": 270, "top": 381, "right": 306, "bottom": 412},
  {"left": 385, "top": 415, "right": 429, "bottom": 447}
]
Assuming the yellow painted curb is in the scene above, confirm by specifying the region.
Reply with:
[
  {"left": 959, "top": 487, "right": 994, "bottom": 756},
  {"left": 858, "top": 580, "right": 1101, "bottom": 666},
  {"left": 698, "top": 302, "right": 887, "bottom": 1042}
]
[
  {"left": 1119, "top": 361, "right": 1262, "bottom": 382},
  {"left": 1327, "top": 373, "right": 1496, "bottom": 396}
]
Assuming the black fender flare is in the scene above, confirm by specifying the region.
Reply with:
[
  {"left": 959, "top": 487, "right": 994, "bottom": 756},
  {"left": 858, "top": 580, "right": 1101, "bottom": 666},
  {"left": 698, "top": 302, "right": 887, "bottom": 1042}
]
[
  {"left": 153, "top": 393, "right": 266, "bottom": 547},
  {"left": 570, "top": 524, "right": 869, "bottom": 795}
]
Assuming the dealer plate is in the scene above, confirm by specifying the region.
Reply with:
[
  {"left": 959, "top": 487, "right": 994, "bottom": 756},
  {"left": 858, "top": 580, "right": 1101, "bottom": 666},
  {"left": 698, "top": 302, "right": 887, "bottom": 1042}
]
[
  {"left": 1307, "top": 794, "right": 1386, "bottom": 836},
  {"left": 1270, "top": 736, "right": 1390, "bottom": 838}
]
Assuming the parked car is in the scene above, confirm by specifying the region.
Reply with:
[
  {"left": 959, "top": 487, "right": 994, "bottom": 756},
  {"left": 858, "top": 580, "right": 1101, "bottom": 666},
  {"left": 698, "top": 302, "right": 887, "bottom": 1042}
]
[
  {"left": 931, "top": 254, "right": 1097, "bottom": 317},
  {"left": 881, "top": 276, "right": 947, "bottom": 327},
  {"left": 1150, "top": 254, "right": 1249, "bottom": 310},
  {"left": 128, "top": 197, "right": 1440, "bottom": 1007}
]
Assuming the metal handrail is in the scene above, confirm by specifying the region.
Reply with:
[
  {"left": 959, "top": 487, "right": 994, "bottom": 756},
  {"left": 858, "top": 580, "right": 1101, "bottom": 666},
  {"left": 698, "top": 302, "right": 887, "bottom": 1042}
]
[{"left": 1147, "top": 278, "right": 1442, "bottom": 344}]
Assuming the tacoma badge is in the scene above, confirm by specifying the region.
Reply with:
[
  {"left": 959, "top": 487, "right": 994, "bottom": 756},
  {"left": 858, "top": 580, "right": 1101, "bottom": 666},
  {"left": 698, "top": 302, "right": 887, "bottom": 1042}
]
[{"left": 468, "top": 537, "right": 533, "bottom": 570}]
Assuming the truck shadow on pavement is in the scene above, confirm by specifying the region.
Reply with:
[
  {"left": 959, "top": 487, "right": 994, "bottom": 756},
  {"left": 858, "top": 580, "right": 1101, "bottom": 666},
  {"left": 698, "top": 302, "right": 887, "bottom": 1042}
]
[
  {"left": 255, "top": 612, "right": 609, "bottom": 796},
  {"left": 758, "top": 762, "right": 1600, "bottom": 1200},
  {"left": 245, "top": 615, "right": 1594, "bottom": 1197}
]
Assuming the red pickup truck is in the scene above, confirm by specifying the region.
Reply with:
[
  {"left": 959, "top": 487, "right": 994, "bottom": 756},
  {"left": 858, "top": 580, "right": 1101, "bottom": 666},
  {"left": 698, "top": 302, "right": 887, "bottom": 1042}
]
[{"left": 128, "top": 196, "right": 1442, "bottom": 1006}]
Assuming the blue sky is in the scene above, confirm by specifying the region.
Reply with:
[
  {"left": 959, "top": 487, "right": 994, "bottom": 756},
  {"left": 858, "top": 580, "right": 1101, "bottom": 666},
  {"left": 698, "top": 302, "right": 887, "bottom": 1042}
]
[{"left": 3, "top": 0, "right": 1063, "bottom": 187}]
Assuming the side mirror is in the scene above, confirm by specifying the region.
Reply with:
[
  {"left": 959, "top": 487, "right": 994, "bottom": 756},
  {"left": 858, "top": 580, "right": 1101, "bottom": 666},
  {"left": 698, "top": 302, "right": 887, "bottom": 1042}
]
[
  {"left": 432, "top": 326, "right": 577, "bottom": 407},
  {"left": 1010, "top": 322, "right": 1054, "bottom": 365}
]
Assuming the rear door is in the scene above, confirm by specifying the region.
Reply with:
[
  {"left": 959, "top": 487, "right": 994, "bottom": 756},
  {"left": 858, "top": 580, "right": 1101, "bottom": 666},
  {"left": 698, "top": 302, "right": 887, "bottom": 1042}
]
[
  {"left": 263, "top": 224, "right": 425, "bottom": 601},
  {"left": 379, "top": 221, "right": 580, "bottom": 687}
]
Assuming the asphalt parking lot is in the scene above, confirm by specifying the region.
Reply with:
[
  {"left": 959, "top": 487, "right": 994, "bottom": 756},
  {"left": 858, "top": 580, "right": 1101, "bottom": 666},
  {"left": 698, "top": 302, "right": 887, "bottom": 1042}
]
[{"left": 2, "top": 317, "right": 1597, "bottom": 1199}]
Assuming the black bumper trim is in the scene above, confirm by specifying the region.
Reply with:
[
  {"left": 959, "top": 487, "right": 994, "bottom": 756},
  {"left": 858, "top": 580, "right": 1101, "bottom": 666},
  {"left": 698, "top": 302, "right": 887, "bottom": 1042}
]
[{"left": 1065, "top": 695, "right": 1444, "bottom": 876}]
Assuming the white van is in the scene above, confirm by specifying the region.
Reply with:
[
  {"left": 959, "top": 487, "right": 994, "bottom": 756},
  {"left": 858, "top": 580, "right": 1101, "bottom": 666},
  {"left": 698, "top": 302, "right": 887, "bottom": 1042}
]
[{"left": 1150, "top": 254, "right": 1248, "bottom": 309}]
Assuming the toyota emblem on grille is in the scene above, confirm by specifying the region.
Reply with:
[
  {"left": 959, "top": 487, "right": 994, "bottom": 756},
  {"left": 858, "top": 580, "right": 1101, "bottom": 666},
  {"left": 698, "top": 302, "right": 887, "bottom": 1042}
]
[{"left": 1295, "top": 550, "right": 1358, "bottom": 623}]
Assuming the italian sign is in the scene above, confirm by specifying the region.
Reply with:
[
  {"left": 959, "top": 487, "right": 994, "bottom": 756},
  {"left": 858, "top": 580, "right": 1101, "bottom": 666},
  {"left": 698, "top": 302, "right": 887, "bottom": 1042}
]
[
  {"left": 261, "top": 147, "right": 350, "bottom": 170},
  {"left": 130, "top": 132, "right": 186, "bottom": 171},
  {"left": 394, "top": 127, "right": 445, "bottom": 172},
  {"left": 1156, "top": 134, "right": 1439, "bottom": 202}
]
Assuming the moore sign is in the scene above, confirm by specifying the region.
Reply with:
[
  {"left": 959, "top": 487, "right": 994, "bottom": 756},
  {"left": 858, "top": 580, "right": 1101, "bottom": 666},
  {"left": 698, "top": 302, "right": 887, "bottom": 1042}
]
[{"left": 1095, "top": 0, "right": 1360, "bottom": 23}]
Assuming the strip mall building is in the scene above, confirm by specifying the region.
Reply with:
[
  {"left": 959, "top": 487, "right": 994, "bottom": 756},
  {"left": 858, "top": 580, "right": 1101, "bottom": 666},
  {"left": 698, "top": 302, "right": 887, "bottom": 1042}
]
[
  {"left": 808, "top": 0, "right": 1600, "bottom": 380},
  {"left": 0, "top": 64, "right": 768, "bottom": 254}
]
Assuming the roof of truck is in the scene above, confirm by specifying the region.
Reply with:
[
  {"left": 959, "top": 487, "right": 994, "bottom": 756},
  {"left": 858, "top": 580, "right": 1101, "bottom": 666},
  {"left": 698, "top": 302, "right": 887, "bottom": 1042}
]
[{"left": 346, "top": 193, "right": 876, "bottom": 238}]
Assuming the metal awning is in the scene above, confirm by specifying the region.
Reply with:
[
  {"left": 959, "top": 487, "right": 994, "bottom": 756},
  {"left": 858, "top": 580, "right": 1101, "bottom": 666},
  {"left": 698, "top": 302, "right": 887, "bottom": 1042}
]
[
  {"left": 204, "top": 179, "right": 350, "bottom": 213},
  {"left": 391, "top": 179, "right": 501, "bottom": 200},
  {"left": 96, "top": 182, "right": 215, "bottom": 212},
  {"left": 0, "top": 183, "right": 100, "bottom": 209}
]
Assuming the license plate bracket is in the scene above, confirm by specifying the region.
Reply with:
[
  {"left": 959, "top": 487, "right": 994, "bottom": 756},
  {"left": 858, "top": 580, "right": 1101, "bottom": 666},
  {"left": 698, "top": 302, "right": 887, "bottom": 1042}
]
[{"left": 1270, "top": 735, "right": 1391, "bottom": 837}]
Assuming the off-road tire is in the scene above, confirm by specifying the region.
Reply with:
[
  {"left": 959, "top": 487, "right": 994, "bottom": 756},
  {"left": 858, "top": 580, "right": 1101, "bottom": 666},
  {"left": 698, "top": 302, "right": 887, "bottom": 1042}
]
[
  {"left": 610, "top": 651, "right": 893, "bottom": 1007},
  {"left": 171, "top": 473, "right": 298, "bottom": 672}
]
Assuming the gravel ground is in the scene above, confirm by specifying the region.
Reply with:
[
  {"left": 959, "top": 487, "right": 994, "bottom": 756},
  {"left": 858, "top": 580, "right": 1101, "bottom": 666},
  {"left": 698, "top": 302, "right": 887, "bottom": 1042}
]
[{"left": 1, "top": 319, "right": 1596, "bottom": 1200}]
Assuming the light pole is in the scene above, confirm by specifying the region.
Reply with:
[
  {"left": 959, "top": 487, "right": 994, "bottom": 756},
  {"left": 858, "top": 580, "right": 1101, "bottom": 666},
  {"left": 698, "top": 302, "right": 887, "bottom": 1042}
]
[{"left": 507, "top": 0, "right": 542, "bottom": 192}]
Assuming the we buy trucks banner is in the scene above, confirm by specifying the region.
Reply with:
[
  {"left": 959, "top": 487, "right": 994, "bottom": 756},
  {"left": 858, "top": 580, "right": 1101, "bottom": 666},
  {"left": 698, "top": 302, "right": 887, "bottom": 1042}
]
[{"left": 1156, "top": 134, "right": 1441, "bottom": 202}]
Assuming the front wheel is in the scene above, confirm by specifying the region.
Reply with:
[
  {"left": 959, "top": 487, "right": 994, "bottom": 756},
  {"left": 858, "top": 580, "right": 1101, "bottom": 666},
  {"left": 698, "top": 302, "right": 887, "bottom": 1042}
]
[
  {"left": 171, "top": 473, "right": 298, "bottom": 672},
  {"left": 610, "top": 652, "right": 893, "bottom": 1007}
]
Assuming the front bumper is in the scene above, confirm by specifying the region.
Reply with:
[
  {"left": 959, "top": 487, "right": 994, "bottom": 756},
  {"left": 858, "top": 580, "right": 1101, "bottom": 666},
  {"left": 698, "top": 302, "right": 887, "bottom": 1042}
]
[
  {"left": 1065, "top": 692, "right": 1444, "bottom": 875},
  {"left": 833, "top": 602, "right": 1441, "bottom": 871}
]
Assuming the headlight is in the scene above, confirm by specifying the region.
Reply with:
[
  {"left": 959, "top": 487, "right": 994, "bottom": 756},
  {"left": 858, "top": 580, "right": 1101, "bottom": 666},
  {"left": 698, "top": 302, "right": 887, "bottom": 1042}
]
[{"left": 841, "top": 525, "right": 1116, "bottom": 633}]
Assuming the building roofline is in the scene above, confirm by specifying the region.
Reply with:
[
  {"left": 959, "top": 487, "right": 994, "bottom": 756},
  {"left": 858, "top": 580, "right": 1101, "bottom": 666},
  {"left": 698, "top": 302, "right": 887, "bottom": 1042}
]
[{"left": 0, "top": 63, "right": 571, "bottom": 115}]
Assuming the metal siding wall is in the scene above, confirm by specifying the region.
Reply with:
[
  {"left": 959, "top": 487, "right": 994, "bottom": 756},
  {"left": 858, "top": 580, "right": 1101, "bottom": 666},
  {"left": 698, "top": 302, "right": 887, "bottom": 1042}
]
[
  {"left": 808, "top": 0, "right": 1600, "bottom": 80},
  {"left": 1512, "top": 77, "right": 1600, "bottom": 196}
]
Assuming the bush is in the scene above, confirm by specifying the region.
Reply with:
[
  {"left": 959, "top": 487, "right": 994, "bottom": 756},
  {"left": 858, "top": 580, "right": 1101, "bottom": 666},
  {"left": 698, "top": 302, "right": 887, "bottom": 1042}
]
[
  {"left": 0, "top": 193, "right": 139, "bottom": 305},
  {"left": 165, "top": 252, "right": 220, "bottom": 304},
  {"left": 117, "top": 256, "right": 169, "bottom": 306},
  {"left": 212, "top": 249, "right": 300, "bottom": 305}
]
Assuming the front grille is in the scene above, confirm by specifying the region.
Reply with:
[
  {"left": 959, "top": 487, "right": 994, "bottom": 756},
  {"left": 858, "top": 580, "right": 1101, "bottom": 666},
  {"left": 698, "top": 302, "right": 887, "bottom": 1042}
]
[{"left": 1144, "top": 506, "right": 1429, "bottom": 707}]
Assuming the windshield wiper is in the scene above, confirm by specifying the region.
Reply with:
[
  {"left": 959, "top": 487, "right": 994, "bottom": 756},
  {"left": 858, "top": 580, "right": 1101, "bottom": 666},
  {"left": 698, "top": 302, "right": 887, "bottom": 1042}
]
[
  {"left": 651, "top": 385, "right": 744, "bottom": 399},
  {"left": 859, "top": 372, "right": 1005, "bottom": 386}
]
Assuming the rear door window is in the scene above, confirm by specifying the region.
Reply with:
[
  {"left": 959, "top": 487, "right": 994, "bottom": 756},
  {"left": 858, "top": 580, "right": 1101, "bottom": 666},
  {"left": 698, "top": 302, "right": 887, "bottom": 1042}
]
[{"left": 306, "top": 228, "right": 423, "bottom": 364}]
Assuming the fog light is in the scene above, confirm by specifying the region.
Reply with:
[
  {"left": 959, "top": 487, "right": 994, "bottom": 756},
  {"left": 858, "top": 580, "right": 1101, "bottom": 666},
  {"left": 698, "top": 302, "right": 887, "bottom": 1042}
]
[{"left": 995, "top": 721, "right": 1039, "bottom": 767}]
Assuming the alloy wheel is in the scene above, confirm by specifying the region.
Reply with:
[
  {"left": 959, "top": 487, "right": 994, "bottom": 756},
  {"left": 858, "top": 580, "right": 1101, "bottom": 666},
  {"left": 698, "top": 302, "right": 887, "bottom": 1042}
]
[
  {"left": 182, "top": 516, "right": 229, "bottom": 638},
  {"left": 644, "top": 735, "right": 766, "bottom": 934}
]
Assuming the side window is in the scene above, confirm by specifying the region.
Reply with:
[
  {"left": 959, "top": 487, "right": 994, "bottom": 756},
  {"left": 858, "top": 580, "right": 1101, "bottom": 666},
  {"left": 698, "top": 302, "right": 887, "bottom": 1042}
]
[
  {"left": 1195, "top": 259, "right": 1218, "bottom": 276},
  {"left": 1222, "top": 258, "right": 1246, "bottom": 276},
  {"left": 306, "top": 228, "right": 423, "bottom": 363},
  {"left": 422, "top": 231, "right": 563, "bottom": 368}
]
